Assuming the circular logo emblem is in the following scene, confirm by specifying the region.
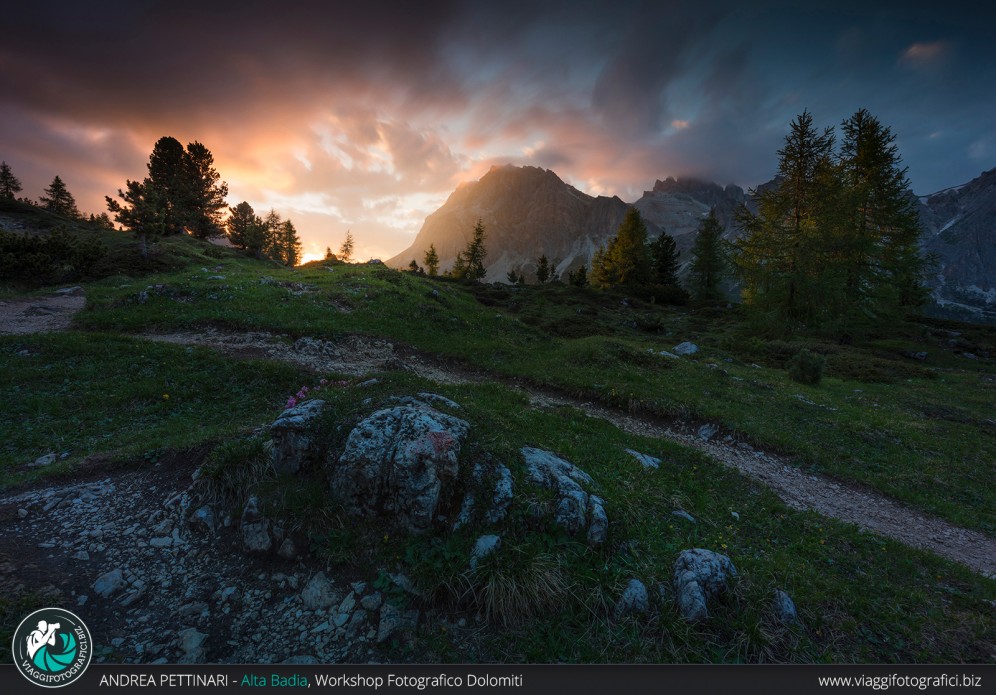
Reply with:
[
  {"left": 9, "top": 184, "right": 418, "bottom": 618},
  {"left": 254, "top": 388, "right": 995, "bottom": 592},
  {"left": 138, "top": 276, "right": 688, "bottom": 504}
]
[{"left": 12, "top": 608, "right": 92, "bottom": 688}]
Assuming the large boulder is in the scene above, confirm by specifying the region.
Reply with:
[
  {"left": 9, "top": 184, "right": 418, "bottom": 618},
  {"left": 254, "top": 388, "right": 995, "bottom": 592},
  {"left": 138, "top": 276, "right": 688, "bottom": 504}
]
[
  {"left": 521, "top": 447, "right": 607, "bottom": 546},
  {"left": 673, "top": 548, "right": 738, "bottom": 621},
  {"left": 271, "top": 400, "right": 327, "bottom": 475},
  {"left": 330, "top": 402, "right": 470, "bottom": 531}
]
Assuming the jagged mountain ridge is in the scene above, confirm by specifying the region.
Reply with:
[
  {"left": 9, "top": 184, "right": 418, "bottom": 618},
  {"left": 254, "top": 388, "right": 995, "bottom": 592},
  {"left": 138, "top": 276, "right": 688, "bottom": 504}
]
[
  {"left": 388, "top": 164, "right": 994, "bottom": 323},
  {"left": 386, "top": 165, "right": 660, "bottom": 282}
]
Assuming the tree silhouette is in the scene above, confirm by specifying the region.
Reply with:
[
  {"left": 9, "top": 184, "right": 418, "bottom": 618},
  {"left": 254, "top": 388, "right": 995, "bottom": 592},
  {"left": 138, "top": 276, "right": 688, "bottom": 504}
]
[
  {"left": 423, "top": 244, "right": 439, "bottom": 276},
  {"left": 339, "top": 230, "right": 355, "bottom": 262},
  {"left": 40, "top": 176, "right": 80, "bottom": 218},
  {"left": 0, "top": 161, "right": 22, "bottom": 199}
]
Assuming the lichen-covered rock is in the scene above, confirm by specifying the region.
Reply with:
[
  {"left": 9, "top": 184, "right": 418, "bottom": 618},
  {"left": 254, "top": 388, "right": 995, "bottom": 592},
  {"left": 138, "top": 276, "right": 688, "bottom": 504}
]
[
  {"left": 240, "top": 496, "right": 271, "bottom": 554},
  {"left": 486, "top": 464, "right": 514, "bottom": 524},
  {"left": 330, "top": 403, "right": 470, "bottom": 531},
  {"left": 614, "top": 578, "right": 649, "bottom": 619},
  {"left": 673, "top": 548, "right": 738, "bottom": 621},
  {"left": 270, "top": 399, "right": 327, "bottom": 475},
  {"left": 521, "top": 447, "right": 607, "bottom": 546}
]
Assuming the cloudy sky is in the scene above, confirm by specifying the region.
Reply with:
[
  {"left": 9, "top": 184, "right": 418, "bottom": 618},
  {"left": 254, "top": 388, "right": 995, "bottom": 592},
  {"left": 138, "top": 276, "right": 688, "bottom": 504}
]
[{"left": 2, "top": 1, "right": 993, "bottom": 261}]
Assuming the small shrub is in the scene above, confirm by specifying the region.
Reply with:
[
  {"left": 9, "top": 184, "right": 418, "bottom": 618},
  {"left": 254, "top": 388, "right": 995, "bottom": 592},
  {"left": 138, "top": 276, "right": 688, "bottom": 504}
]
[
  {"left": 196, "top": 436, "right": 271, "bottom": 507},
  {"left": 787, "top": 349, "right": 825, "bottom": 385}
]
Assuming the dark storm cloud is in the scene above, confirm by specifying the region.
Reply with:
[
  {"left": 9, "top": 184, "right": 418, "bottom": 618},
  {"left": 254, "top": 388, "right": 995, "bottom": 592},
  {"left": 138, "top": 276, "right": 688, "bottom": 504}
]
[{"left": 2, "top": 1, "right": 994, "bottom": 256}]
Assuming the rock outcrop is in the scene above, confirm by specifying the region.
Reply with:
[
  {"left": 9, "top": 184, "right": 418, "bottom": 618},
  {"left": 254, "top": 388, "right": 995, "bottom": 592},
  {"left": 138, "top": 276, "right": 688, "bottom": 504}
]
[
  {"left": 673, "top": 548, "right": 738, "bottom": 621},
  {"left": 330, "top": 401, "right": 470, "bottom": 531},
  {"left": 271, "top": 400, "right": 328, "bottom": 475},
  {"left": 521, "top": 447, "right": 607, "bottom": 546}
]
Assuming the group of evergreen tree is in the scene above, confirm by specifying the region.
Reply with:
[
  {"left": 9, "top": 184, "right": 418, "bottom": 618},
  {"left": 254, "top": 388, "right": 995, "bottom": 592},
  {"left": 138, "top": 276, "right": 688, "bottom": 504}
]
[
  {"left": 733, "top": 108, "right": 924, "bottom": 334},
  {"left": 447, "top": 219, "right": 488, "bottom": 280},
  {"left": 225, "top": 201, "right": 302, "bottom": 266},
  {"left": 2, "top": 160, "right": 115, "bottom": 229},
  {"left": 106, "top": 136, "right": 230, "bottom": 257},
  {"left": 588, "top": 207, "right": 691, "bottom": 302}
]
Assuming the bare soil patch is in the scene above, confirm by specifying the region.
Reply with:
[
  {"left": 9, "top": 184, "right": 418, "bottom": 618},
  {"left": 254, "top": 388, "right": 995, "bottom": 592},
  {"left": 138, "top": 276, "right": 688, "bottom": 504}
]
[{"left": 0, "top": 286, "right": 85, "bottom": 335}]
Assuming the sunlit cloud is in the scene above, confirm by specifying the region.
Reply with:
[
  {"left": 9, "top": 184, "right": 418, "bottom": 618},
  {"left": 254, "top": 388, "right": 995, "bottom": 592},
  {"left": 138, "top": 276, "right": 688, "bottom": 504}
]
[{"left": 898, "top": 41, "right": 949, "bottom": 69}]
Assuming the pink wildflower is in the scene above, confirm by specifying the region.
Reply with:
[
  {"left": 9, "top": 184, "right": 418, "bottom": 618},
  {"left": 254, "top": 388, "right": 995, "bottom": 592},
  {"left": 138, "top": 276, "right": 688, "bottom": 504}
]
[{"left": 286, "top": 396, "right": 297, "bottom": 409}]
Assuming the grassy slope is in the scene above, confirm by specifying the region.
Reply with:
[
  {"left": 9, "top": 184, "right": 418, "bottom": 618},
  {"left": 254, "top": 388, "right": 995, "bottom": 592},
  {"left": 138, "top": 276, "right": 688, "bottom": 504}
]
[
  {"left": 72, "top": 258, "right": 996, "bottom": 534},
  {"left": 2, "top": 240, "right": 993, "bottom": 663}
]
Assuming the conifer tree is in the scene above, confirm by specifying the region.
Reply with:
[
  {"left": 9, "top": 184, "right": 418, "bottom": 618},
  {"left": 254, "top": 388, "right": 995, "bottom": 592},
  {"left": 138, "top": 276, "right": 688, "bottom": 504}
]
[
  {"left": 280, "top": 220, "right": 302, "bottom": 266},
  {"left": 40, "top": 176, "right": 80, "bottom": 218},
  {"left": 184, "top": 141, "right": 229, "bottom": 238},
  {"left": 733, "top": 110, "right": 837, "bottom": 325},
  {"left": 106, "top": 178, "right": 166, "bottom": 258},
  {"left": 227, "top": 201, "right": 260, "bottom": 249},
  {"left": 464, "top": 219, "right": 488, "bottom": 280},
  {"left": 650, "top": 231, "right": 680, "bottom": 286},
  {"left": 838, "top": 108, "right": 924, "bottom": 319},
  {"left": 423, "top": 244, "right": 439, "bottom": 276},
  {"left": 449, "top": 251, "right": 467, "bottom": 279},
  {"left": 146, "top": 136, "right": 188, "bottom": 234},
  {"left": 0, "top": 161, "right": 22, "bottom": 199},
  {"left": 339, "top": 230, "right": 354, "bottom": 262},
  {"left": 689, "top": 209, "right": 726, "bottom": 301},
  {"left": 535, "top": 255, "right": 550, "bottom": 283},
  {"left": 591, "top": 208, "right": 652, "bottom": 288},
  {"left": 262, "top": 209, "right": 283, "bottom": 260},
  {"left": 568, "top": 264, "right": 589, "bottom": 288}
]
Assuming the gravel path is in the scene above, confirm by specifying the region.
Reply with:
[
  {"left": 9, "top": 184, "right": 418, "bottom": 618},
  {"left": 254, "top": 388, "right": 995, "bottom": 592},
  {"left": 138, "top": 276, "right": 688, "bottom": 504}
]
[
  {"left": 140, "top": 328, "right": 996, "bottom": 578},
  {"left": 2, "top": 290, "right": 992, "bottom": 580}
]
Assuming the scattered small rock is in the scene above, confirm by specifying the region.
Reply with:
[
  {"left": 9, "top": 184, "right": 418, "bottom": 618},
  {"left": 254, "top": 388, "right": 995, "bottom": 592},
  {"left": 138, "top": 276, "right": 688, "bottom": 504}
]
[
  {"left": 625, "top": 449, "right": 661, "bottom": 469},
  {"left": 240, "top": 496, "right": 272, "bottom": 554},
  {"left": 673, "top": 548, "right": 738, "bottom": 621},
  {"left": 773, "top": 589, "right": 799, "bottom": 624},
  {"left": 673, "top": 342, "right": 699, "bottom": 356},
  {"left": 93, "top": 568, "right": 126, "bottom": 598},
  {"left": 177, "top": 628, "right": 207, "bottom": 663},
  {"left": 301, "top": 572, "right": 338, "bottom": 610},
  {"left": 672, "top": 510, "right": 696, "bottom": 524},
  {"left": 697, "top": 424, "right": 719, "bottom": 441},
  {"left": 614, "top": 578, "right": 649, "bottom": 618},
  {"left": 31, "top": 453, "right": 57, "bottom": 467}
]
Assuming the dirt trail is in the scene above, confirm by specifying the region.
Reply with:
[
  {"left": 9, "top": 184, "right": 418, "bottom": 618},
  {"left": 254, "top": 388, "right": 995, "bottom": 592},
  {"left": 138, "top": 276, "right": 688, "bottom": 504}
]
[
  {"left": 1, "top": 286, "right": 991, "bottom": 580},
  {"left": 0, "top": 286, "right": 85, "bottom": 334},
  {"left": 140, "top": 328, "right": 996, "bottom": 579}
]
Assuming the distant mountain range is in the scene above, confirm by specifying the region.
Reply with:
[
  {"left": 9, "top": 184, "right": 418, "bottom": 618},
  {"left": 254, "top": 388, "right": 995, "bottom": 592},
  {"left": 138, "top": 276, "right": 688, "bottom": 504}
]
[{"left": 387, "top": 164, "right": 995, "bottom": 323}]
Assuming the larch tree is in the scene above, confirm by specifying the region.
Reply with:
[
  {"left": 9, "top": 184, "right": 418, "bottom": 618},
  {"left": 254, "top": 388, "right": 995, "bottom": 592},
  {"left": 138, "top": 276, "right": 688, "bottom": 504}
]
[
  {"left": 733, "top": 110, "right": 837, "bottom": 327},
  {"left": 591, "top": 207, "right": 652, "bottom": 288},
  {"left": 40, "top": 176, "right": 80, "bottom": 218},
  {"left": 423, "top": 244, "right": 439, "bottom": 276},
  {"left": 339, "top": 230, "right": 355, "bottom": 262},
  {"left": 0, "top": 161, "right": 22, "bottom": 199},
  {"left": 280, "top": 220, "right": 302, "bottom": 266}
]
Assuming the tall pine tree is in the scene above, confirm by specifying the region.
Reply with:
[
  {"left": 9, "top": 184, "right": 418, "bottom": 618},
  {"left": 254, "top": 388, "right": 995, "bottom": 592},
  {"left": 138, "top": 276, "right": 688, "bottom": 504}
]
[
  {"left": 464, "top": 219, "right": 488, "bottom": 280},
  {"left": 689, "top": 209, "right": 726, "bottom": 301},
  {"left": 183, "top": 141, "right": 229, "bottom": 239},
  {"left": 650, "top": 232, "right": 680, "bottom": 286},
  {"left": 0, "top": 161, "right": 22, "bottom": 199},
  {"left": 40, "top": 176, "right": 80, "bottom": 218}
]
